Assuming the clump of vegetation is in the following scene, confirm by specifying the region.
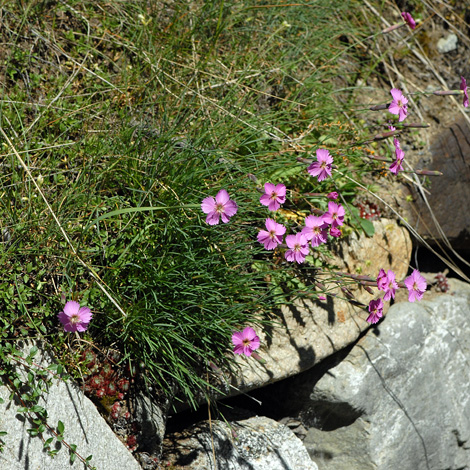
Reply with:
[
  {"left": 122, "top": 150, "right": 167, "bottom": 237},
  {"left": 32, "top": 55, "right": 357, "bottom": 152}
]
[{"left": 1, "top": 4, "right": 461, "bottom": 455}]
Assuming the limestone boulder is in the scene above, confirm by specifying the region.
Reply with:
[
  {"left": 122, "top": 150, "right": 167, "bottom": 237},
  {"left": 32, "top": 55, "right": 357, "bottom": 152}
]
[
  {"left": 162, "top": 416, "right": 317, "bottom": 470},
  {"left": 0, "top": 344, "right": 141, "bottom": 470},
  {"left": 301, "top": 279, "right": 470, "bottom": 470}
]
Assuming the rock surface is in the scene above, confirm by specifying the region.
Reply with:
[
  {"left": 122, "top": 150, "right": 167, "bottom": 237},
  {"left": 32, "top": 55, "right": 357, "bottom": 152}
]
[
  {"left": 162, "top": 416, "right": 317, "bottom": 470},
  {"left": 227, "top": 218, "right": 411, "bottom": 394},
  {"left": 301, "top": 279, "right": 470, "bottom": 470},
  {"left": 408, "top": 116, "right": 470, "bottom": 252},
  {"left": 0, "top": 346, "right": 141, "bottom": 470}
]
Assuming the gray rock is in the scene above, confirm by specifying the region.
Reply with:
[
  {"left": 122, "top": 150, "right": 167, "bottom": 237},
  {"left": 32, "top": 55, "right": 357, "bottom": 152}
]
[
  {"left": 436, "top": 33, "right": 458, "bottom": 53},
  {"left": 302, "top": 279, "right": 470, "bottom": 470},
  {"left": 408, "top": 117, "right": 470, "bottom": 252},
  {"left": 0, "top": 344, "right": 141, "bottom": 470},
  {"left": 132, "top": 392, "right": 170, "bottom": 458},
  {"left": 162, "top": 416, "right": 318, "bottom": 470}
]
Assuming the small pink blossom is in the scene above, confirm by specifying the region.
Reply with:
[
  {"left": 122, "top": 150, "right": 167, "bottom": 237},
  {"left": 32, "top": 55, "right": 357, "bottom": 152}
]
[
  {"left": 232, "top": 327, "right": 260, "bottom": 357},
  {"left": 377, "top": 269, "right": 398, "bottom": 301},
  {"left": 329, "top": 226, "right": 342, "bottom": 238},
  {"left": 308, "top": 149, "right": 333, "bottom": 182},
  {"left": 201, "top": 189, "right": 238, "bottom": 225},
  {"left": 260, "top": 183, "right": 287, "bottom": 211},
  {"left": 318, "top": 295, "right": 326, "bottom": 301},
  {"left": 58, "top": 300, "right": 93, "bottom": 332},
  {"left": 376, "top": 268, "right": 387, "bottom": 290},
  {"left": 404, "top": 269, "right": 427, "bottom": 302},
  {"left": 327, "top": 191, "right": 339, "bottom": 200},
  {"left": 285, "top": 233, "right": 309, "bottom": 264},
  {"left": 389, "top": 147, "right": 405, "bottom": 175},
  {"left": 323, "top": 201, "right": 345, "bottom": 228},
  {"left": 461, "top": 76, "right": 469, "bottom": 108},
  {"left": 389, "top": 88, "right": 408, "bottom": 122},
  {"left": 367, "top": 298, "right": 384, "bottom": 324},
  {"left": 302, "top": 215, "right": 328, "bottom": 247},
  {"left": 401, "top": 12, "right": 416, "bottom": 30},
  {"left": 257, "top": 218, "right": 286, "bottom": 250}
]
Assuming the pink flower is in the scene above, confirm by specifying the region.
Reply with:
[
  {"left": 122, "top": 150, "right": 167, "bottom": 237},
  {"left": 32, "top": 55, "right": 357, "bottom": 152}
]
[
  {"left": 389, "top": 147, "right": 405, "bottom": 175},
  {"left": 257, "top": 218, "right": 286, "bottom": 250},
  {"left": 260, "top": 183, "right": 286, "bottom": 211},
  {"left": 308, "top": 149, "right": 333, "bottom": 182},
  {"left": 285, "top": 233, "right": 309, "bottom": 264},
  {"left": 376, "top": 268, "right": 387, "bottom": 290},
  {"left": 58, "top": 300, "right": 93, "bottom": 332},
  {"left": 401, "top": 12, "right": 416, "bottom": 30},
  {"left": 389, "top": 88, "right": 408, "bottom": 122},
  {"left": 232, "top": 327, "right": 260, "bottom": 357},
  {"left": 302, "top": 215, "right": 328, "bottom": 247},
  {"left": 404, "top": 269, "right": 427, "bottom": 302},
  {"left": 323, "top": 201, "right": 345, "bottom": 228},
  {"left": 327, "top": 191, "right": 339, "bottom": 200},
  {"left": 329, "top": 226, "right": 342, "bottom": 238},
  {"left": 461, "top": 76, "right": 469, "bottom": 108},
  {"left": 367, "top": 298, "right": 384, "bottom": 324},
  {"left": 201, "top": 189, "right": 238, "bottom": 225},
  {"left": 377, "top": 269, "right": 398, "bottom": 301},
  {"left": 393, "top": 137, "right": 401, "bottom": 150}
]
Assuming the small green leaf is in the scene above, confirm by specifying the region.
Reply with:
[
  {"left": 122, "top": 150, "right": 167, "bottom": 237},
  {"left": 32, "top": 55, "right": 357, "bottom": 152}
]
[
  {"left": 70, "top": 444, "right": 77, "bottom": 464},
  {"left": 43, "top": 437, "right": 54, "bottom": 449},
  {"left": 30, "top": 405, "right": 46, "bottom": 414},
  {"left": 360, "top": 218, "right": 375, "bottom": 237},
  {"left": 57, "top": 420, "right": 65, "bottom": 435}
]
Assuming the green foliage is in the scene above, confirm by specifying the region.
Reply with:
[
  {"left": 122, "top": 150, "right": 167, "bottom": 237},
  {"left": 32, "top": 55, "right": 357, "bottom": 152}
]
[{"left": 0, "top": 0, "right": 376, "bottom": 410}]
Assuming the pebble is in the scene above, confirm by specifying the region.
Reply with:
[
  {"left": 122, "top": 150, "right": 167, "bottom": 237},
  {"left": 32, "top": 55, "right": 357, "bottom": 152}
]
[{"left": 436, "top": 33, "right": 458, "bottom": 53}]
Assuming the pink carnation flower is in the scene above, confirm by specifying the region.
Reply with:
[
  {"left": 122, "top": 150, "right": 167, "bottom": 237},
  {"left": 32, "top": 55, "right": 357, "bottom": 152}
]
[
  {"left": 329, "top": 226, "right": 342, "bottom": 238},
  {"left": 461, "top": 76, "right": 469, "bottom": 108},
  {"left": 257, "top": 218, "right": 286, "bottom": 250},
  {"left": 308, "top": 149, "right": 333, "bottom": 182},
  {"left": 232, "top": 327, "right": 260, "bottom": 357},
  {"left": 302, "top": 215, "right": 328, "bottom": 247},
  {"left": 389, "top": 147, "right": 405, "bottom": 175},
  {"left": 389, "top": 88, "right": 408, "bottom": 122},
  {"left": 376, "top": 268, "right": 387, "bottom": 290},
  {"left": 285, "top": 233, "right": 309, "bottom": 264},
  {"left": 322, "top": 201, "right": 345, "bottom": 228},
  {"left": 401, "top": 12, "right": 416, "bottom": 30},
  {"left": 404, "top": 269, "right": 427, "bottom": 302},
  {"left": 377, "top": 269, "right": 398, "bottom": 301},
  {"left": 260, "top": 183, "right": 286, "bottom": 211},
  {"left": 58, "top": 300, "right": 93, "bottom": 332},
  {"left": 201, "top": 189, "right": 238, "bottom": 225},
  {"left": 367, "top": 298, "right": 384, "bottom": 324},
  {"left": 327, "top": 191, "right": 339, "bottom": 200}
]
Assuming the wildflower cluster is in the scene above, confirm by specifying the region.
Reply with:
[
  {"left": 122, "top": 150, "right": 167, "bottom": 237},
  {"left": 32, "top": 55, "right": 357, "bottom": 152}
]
[
  {"left": 367, "top": 269, "right": 427, "bottom": 324},
  {"left": 53, "top": 9, "right": 465, "bottom": 379}
]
